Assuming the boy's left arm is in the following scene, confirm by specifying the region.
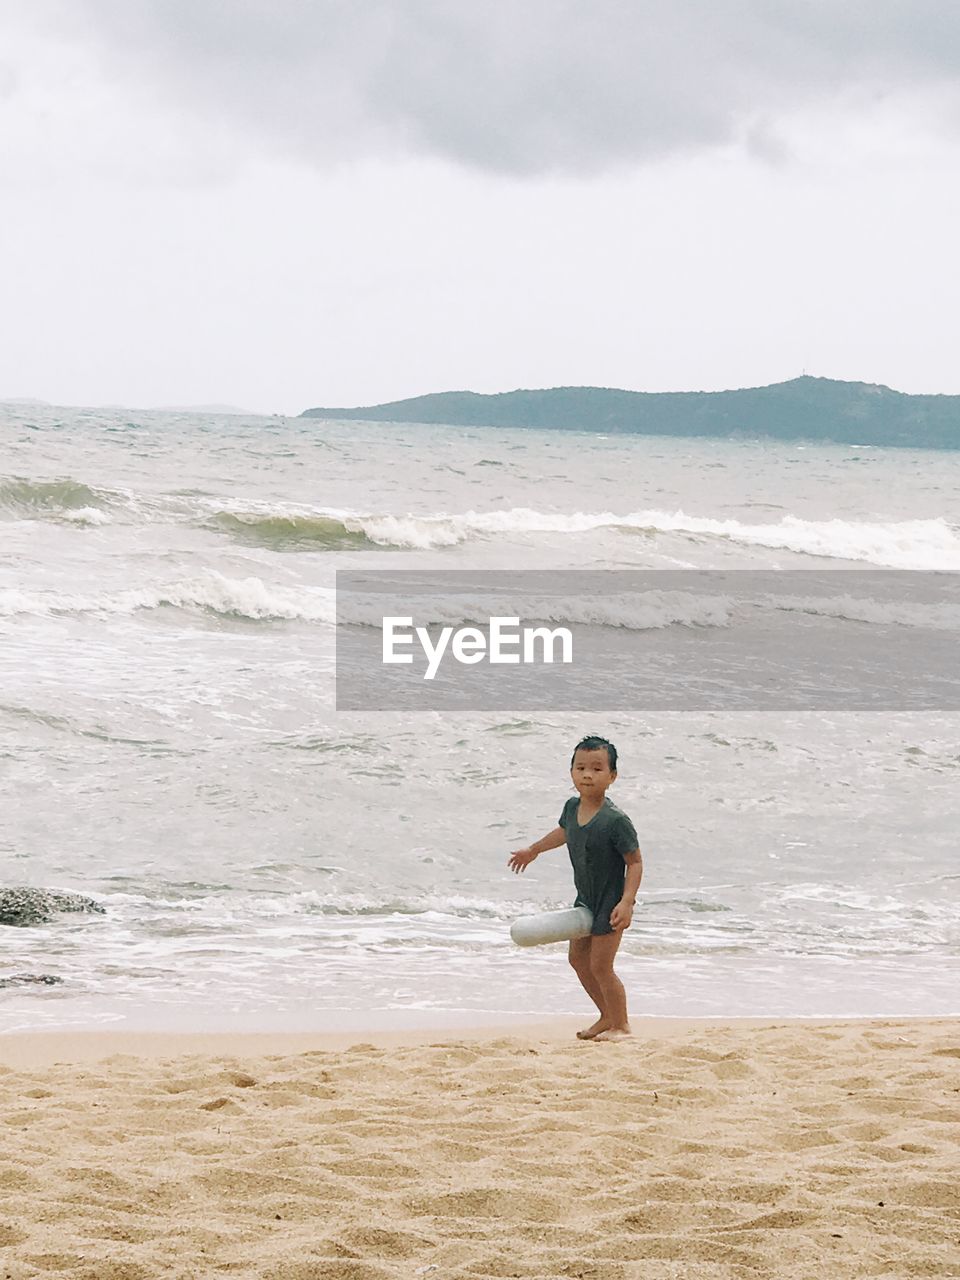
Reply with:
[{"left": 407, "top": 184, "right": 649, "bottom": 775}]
[{"left": 610, "top": 851, "right": 643, "bottom": 931}]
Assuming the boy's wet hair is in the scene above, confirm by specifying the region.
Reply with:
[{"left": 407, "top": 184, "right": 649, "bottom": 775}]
[{"left": 571, "top": 735, "right": 618, "bottom": 771}]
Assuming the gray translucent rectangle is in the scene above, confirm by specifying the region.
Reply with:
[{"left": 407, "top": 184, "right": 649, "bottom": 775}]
[{"left": 335, "top": 570, "right": 960, "bottom": 710}]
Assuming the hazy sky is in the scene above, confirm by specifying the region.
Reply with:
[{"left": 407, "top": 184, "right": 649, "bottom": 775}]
[{"left": 2, "top": 1, "right": 959, "bottom": 414}]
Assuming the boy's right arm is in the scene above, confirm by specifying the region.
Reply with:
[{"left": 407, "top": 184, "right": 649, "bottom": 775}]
[{"left": 507, "top": 826, "right": 567, "bottom": 874}]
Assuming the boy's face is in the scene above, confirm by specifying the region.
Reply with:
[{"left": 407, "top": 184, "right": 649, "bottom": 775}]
[{"left": 570, "top": 747, "right": 616, "bottom": 796}]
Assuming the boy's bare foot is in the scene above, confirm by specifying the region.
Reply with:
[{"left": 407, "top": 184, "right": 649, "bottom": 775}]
[
  {"left": 594, "top": 1027, "right": 632, "bottom": 1042},
  {"left": 576, "top": 1019, "right": 611, "bottom": 1040}
]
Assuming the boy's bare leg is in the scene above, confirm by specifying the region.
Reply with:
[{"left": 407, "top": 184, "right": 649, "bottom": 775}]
[
  {"left": 588, "top": 930, "right": 631, "bottom": 1040},
  {"left": 568, "top": 937, "right": 611, "bottom": 1038}
]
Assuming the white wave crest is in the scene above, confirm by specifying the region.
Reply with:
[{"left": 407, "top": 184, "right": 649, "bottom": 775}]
[
  {"left": 5, "top": 574, "right": 955, "bottom": 634},
  {"left": 629, "top": 511, "right": 960, "bottom": 570},
  {"left": 59, "top": 507, "right": 114, "bottom": 526},
  {"left": 348, "top": 508, "right": 625, "bottom": 549},
  {"left": 0, "top": 571, "right": 335, "bottom": 622},
  {"left": 304, "top": 505, "right": 960, "bottom": 569}
]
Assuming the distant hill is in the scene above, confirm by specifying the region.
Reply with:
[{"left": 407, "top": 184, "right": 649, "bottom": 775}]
[{"left": 301, "top": 377, "right": 960, "bottom": 449}]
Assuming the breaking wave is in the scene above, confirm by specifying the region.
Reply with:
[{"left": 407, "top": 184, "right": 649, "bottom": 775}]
[
  {"left": 4, "top": 576, "right": 957, "bottom": 633},
  {"left": 11, "top": 478, "right": 957, "bottom": 570},
  {"left": 623, "top": 511, "right": 960, "bottom": 570},
  {"left": 339, "top": 590, "right": 960, "bottom": 633},
  {"left": 209, "top": 510, "right": 377, "bottom": 549},
  {"left": 0, "top": 572, "right": 335, "bottom": 623},
  {"left": 0, "top": 477, "right": 117, "bottom": 525},
  {"left": 210, "top": 502, "right": 960, "bottom": 568}
]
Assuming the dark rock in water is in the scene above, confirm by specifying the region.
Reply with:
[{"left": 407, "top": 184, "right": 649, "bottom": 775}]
[
  {"left": 0, "top": 973, "right": 65, "bottom": 988},
  {"left": 0, "top": 887, "right": 105, "bottom": 927}
]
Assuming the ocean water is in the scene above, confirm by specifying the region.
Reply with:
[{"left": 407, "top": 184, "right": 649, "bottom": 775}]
[{"left": 1, "top": 402, "right": 959, "bottom": 1032}]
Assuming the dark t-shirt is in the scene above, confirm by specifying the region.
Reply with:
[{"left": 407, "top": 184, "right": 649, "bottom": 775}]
[{"left": 558, "top": 796, "right": 639, "bottom": 935}]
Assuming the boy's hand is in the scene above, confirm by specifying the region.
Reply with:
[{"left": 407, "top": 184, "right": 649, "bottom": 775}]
[
  {"left": 508, "top": 847, "right": 539, "bottom": 874},
  {"left": 609, "top": 900, "right": 634, "bottom": 931}
]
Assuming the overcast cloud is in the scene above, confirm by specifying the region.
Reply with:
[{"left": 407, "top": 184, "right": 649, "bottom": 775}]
[
  {"left": 28, "top": 0, "right": 960, "bottom": 173},
  {"left": 2, "top": 3, "right": 959, "bottom": 411}
]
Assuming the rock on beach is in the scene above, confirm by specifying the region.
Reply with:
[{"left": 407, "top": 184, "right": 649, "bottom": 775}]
[
  {"left": 0, "top": 888, "right": 105, "bottom": 928},
  {"left": 0, "top": 974, "right": 65, "bottom": 988}
]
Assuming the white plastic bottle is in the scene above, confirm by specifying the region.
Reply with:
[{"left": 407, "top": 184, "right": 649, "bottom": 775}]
[{"left": 510, "top": 906, "right": 594, "bottom": 947}]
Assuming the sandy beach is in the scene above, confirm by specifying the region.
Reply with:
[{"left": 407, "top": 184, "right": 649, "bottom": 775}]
[{"left": 0, "top": 1018, "right": 957, "bottom": 1279}]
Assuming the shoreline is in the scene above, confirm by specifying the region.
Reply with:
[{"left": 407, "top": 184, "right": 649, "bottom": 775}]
[{"left": 1, "top": 1012, "right": 956, "bottom": 1067}]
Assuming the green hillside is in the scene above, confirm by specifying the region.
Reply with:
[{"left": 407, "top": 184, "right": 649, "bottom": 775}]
[{"left": 301, "top": 377, "right": 960, "bottom": 448}]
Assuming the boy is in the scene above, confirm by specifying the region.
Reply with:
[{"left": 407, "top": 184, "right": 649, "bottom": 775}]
[{"left": 508, "top": 735, "right": 642, "bottom": 1042}]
